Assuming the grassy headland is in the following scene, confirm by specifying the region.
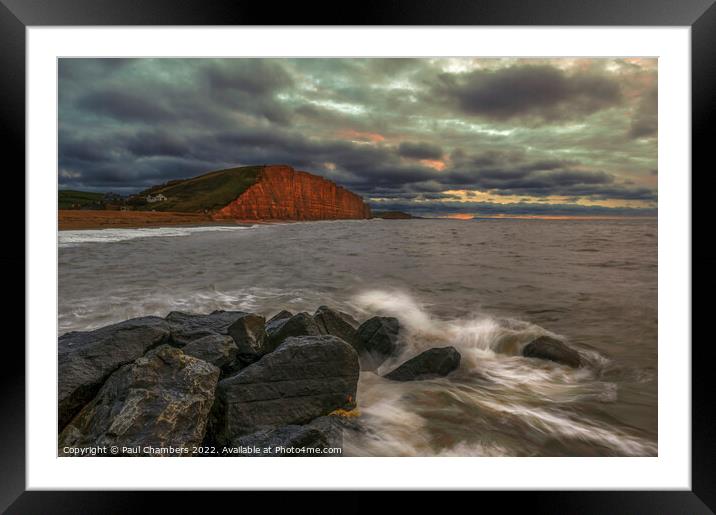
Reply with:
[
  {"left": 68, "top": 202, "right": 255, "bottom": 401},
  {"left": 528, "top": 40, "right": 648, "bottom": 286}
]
[{"left": 132, "top": 166, "right": 262, "bottom": 212}]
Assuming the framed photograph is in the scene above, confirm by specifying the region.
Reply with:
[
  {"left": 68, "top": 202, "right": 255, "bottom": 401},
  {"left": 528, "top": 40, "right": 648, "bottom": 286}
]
[{"left": 4, "top": 0, "right": 713, "bottom": 511}]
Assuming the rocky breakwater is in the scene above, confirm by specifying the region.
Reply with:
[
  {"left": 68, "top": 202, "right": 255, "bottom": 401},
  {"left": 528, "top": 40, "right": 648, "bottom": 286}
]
[
  {"left": 58, "top": 305, "right": 584, "bottom": 456},
  {"left": 212, "top": 165, "right": 372, "bottom": 221}
]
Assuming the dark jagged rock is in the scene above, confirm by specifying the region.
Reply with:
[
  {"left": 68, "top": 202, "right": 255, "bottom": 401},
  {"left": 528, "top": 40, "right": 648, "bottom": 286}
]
[
  {"left": 267, "top": 310, "right": 293, "bottom": 324},
  {"left": 231, "top": 422, "right": 334, "bottom": 456},
  {"left": 231, "top": 414, "right": 355, "bottom": 457},
  {"left": 265, "top": 310, "right": 302, "bottom": 334},
  {"left": 58, "top": 316, "right": 171, "bottom": 430},
  {"left": 182, "top": 334, "right": 239, "bottom": 371},
  {"left": 227, "top": 313, "right": 269, "bottom": 363},
  {"left": 265, "top": 311, "right": 293, "bottom": 339},
  {"left": 384, "top": 346, "right": 461, "bottom": 381},
  {"left": 522, "top": 336, "right": 582, "bottom": 368},
  {"left": 266, "top": 312, "right": 322, "bottom": 349},
  {"left": 208, "top": 335, "right": 359, "bottom": 445},
  {"left": 166, "top": 310, "right": 248, "bottom": 346},
  {"left": 59, "top": 345, "right": 219, "bottom": 455},
  {"left": 314, "top": 306, "right": 360, "bottom": 348},
  {"left": 306, "top": 414, "right": 354, "bottom": 447},
  {"left": 355, "top": 316, "right": 401, "bottom": 370}
]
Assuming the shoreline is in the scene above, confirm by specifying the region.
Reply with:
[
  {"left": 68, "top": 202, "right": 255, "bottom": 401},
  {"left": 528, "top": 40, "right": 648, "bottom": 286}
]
[{"left": 58, "top": 210, "right": 268, "bottom": 231}]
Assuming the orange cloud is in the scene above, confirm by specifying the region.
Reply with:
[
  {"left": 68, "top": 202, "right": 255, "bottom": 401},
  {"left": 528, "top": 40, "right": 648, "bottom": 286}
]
[
  {"left": 338, "top": 129, "right": 385, "bottom": 143},
  {"left": 420, "top": 159, "right": 446, "bottom": 171},
  {"left": 480, "top": 214, "right": 648, "bottom": 220}
]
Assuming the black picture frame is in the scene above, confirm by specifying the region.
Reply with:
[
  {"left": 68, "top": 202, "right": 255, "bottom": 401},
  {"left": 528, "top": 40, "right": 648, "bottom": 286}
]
[{"left": 2, "top": 0, "right": 712, "bottom": 512}]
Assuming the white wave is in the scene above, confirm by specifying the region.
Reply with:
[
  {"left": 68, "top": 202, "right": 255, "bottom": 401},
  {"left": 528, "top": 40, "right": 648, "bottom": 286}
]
[
  {"left": 342, "top": 373, "right": 433, "bottom": 457},
  {"left": 353, "top": 288, "right": 551, "bottom": 361},
  {"left": 347, "top": 289, "right": 656, "bottom": 457},
  {"left": 58, "top": 225, "right": 255, "bottom": 247},
  {"left": 478, "top": 397, "right": 657, "bottom": 456},
  {"left": 351, "top": 289, "right": 615, "bottom": 390},
  {"left": 436, "top": 441, "right": 511, "bottom": 457}
]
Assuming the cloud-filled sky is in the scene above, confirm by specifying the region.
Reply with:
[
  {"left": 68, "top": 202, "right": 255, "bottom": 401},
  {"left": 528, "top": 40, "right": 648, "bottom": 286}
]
[{"left": 59, "top": 58, "right": 657, "bottom": 217}]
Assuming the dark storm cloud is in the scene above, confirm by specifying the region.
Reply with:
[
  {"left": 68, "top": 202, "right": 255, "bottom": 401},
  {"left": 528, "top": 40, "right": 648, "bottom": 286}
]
[
  {"left": 437, "top": 149, "right": 649, "bottom": 199},
  {"left": 429, "top": 64, "right": 623, "bottom": 123},
  {"left": 206, "top": 59, "right": 294, "bottom": 95},
  {"left": 60, "top": 136, "right": 116, "bottom": 163},
  {"left": 125, "top": 130, "right": 188, "bottom": 158},
  {"left": 77, "top": 90, "right": 175, "bottom": 122},
  {"left": 397, "top": 141, "right": 444, "bottom": 160},
  {"left": 205, "top": 60, "right": 295, "bottom": 123},
  {"left": 58, "top": 58, "right": 657, "bottom": 214}
]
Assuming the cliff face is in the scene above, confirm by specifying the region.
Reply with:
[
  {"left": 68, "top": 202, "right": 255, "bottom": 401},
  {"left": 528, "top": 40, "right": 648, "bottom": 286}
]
[{"left": 212, "top": 165, "right": 371, "bottom": 221}]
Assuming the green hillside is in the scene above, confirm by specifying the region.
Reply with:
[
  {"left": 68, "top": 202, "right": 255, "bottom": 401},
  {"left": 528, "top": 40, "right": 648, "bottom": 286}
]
[
  {"left": 58, "top": 190, "right": 106, "bottom": 210},
  {"left": 133, "top": 166, "right": 263, "bottom": 212}
]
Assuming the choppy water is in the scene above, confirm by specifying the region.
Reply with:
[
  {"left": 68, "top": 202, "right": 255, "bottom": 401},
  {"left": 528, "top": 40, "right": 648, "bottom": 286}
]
[{"left": 58, "top": 218, "right": 658, "bottom": 456}]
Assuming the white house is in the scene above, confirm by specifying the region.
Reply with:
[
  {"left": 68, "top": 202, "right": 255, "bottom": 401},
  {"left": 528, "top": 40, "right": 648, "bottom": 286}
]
[{"left": 146, "top": 193, "right": 167, "bottom": 203}]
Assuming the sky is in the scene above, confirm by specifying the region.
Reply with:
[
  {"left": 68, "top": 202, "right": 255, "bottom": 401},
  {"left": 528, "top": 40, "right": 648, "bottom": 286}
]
[{"left": 58, "top": 58, "right": 657, "bottom": 217}]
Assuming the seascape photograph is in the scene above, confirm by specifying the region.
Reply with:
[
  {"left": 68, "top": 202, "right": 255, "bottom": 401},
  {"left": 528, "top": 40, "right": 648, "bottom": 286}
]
[{"left": 57, "top": 57, "right": 658, "bottom": 457}]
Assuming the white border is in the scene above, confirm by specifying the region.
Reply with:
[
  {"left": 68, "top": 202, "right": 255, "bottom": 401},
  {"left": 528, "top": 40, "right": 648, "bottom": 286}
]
[{"left": 27, "top": 27, "right": 690, "bottom": 490}]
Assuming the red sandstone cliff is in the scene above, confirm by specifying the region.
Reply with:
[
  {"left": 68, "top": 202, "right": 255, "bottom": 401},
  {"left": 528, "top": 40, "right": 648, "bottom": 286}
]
[{"left": 212, "top": 165, "right": 372, "bottom": 221}]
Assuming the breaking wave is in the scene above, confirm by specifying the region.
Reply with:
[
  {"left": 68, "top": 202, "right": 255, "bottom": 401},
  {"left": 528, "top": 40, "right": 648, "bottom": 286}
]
[{"left": 346, "top": 289, "right": 656, "bottom": 457}]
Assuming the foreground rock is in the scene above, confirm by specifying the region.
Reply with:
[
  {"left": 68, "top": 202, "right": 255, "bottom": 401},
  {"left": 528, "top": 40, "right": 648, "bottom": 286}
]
[
  {"left": 166, "top": 310, "right": 248, "bottom": 346},
  {"left": 227, "top": 313, "right": 269, "bottom": 364},
  {"left": 233, "top": 424, "right": 340, "bottom": 456},
  {"left": 266, "top": 312, "right": 322, "bottom": 349},
  {"left": 314, "top": 306, "right": 360, "bottom": 348},
  {"left": 355, "top": 316, "right": 401, "bottom": 370},
  {"left": 522, "top": 336, "right": 582, "bottom": 368},
  {"left": 208, "top": 335, "right": 359, "bottom": 445},
  {"left": 267, "top": 310, "right": 293, "bottom": 324},
  {"left": 59, "top": 345, "right": 219, "bottom": 455},
  {"left": 182, "top": 334, "right": 239, "bottom": 372},
  {"left": 265, "top": 310, "right": 292, "bottom": 335},
  {"left": 384, "top": 346, "right": 461, "bottom": 381},
  {"left": 58, "top": 316, "right": 171, "bottom": 430}
]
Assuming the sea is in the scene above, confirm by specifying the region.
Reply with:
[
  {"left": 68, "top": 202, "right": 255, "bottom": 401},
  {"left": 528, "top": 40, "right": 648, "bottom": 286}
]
[{"left": 58, "top": 218, "right": 658, "bottom": 457}]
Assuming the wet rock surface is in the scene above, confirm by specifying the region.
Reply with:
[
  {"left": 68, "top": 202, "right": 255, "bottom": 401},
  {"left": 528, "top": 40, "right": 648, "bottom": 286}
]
[
  {"left": 266, "top": 312, "right": 323, "bottom": 349},
  {"left": 58, "top": 316, "right": 171, "bottom": 430},
  {"left": 166, "top": 310, "right": 248, "bottom": 346},
  {"left": 231, "top": 420, "right": 336, "bottom": 456},
  {"left": 207, "top": 335, "right": 359, "bottom": 445},
  {"left": 182, "top": 334, "right": 239, "bottom": 372},
  {"left": 314, "top": 305, "right": 360, "bottom": 348},
  {"left": 59, "top": 345, "right": 219, "bottom": 455},
  {"left": 522, "top": 336, "right": 582, "bottom": 368},
  {"left": 384, "top": 346, "right": 461, "bottom": 381},
  {"left": 227, "top": 313, "right": 269, "bottom": 363},
  {"left": 355, "top": 316, "right": 401, "bottom": 370}
]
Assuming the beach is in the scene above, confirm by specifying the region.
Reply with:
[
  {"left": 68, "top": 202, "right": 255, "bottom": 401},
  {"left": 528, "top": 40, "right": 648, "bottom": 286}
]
[{"left": 58, "top": 209, "right": 229, "bottom": 230}]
